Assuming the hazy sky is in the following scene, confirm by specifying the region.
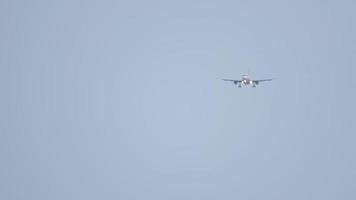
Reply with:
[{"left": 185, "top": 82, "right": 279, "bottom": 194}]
[{"left": 2, "top": 0, "right": 356, "bottom": 199}]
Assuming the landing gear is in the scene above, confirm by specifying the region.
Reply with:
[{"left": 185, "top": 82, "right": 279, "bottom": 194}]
[
  {"left": 252, "top": 84, "right": 256, "bottom": 88},
  {"left": 238, "top": 84, "right": 242, "bottom": 88}
]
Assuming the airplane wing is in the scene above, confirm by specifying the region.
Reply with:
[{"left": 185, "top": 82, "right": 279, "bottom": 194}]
[
  {"left": 222, "top": 79, "right": 242, "bottom": 85},
  {"left": 252, "top": 79, "right": 273, "bottom": 84}
]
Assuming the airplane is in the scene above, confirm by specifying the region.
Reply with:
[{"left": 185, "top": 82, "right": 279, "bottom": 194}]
[{"left": 222, "top": 72, "right": 273, "bottom": 87}]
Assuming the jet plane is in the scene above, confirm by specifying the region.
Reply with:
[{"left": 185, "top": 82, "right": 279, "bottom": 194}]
[{"left": 222, "top": 72, "right": 273, "bottom": 87}]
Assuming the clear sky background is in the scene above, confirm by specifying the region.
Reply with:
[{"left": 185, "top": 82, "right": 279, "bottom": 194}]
[{"left": 2, "top": 0, "right": 356, "bottom": 199}]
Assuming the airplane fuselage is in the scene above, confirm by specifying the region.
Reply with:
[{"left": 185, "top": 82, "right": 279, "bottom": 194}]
[
  {"left": 241, "top": 75, "right": 253, "bottom": 86},
  {"left": 242, "top": 78, "right": 252, "bottom": 85}
]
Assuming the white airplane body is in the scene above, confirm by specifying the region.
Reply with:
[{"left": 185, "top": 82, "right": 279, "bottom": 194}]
[{"left": 222, "top": 73, "right": 273, "bottom": 87}]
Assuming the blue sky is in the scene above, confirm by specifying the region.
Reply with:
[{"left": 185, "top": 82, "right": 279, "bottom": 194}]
[{"left": 2, "top": 0, "right": 356, "bottom": 199}]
